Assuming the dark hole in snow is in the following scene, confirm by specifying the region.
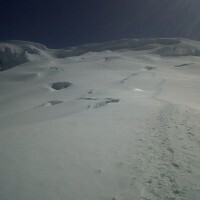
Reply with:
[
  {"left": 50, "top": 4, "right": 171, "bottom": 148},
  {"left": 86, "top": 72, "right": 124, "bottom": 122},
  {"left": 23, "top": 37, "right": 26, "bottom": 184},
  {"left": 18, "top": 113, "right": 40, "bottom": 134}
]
[
  {"left": 51, "top": 82, "right": 72, "bottom": 90},
  {"left": 144, "top": 66, "right": 156, "bottom": 70}
]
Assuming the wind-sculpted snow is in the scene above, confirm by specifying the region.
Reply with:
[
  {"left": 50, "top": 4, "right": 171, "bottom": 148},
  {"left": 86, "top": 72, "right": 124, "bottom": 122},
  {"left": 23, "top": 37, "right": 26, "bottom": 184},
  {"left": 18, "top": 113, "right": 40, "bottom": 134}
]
[
  {"left": 0, "top": 38, "right": 200, "bottom": 200},
  {"left": 0, "top": 41, "right": 48, "bottom": 71}
]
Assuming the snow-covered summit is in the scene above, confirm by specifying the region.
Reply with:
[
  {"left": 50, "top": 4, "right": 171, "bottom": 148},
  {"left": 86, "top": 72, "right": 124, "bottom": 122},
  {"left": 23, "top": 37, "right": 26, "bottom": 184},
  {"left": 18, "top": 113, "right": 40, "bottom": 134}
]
[
  {"left": 1, "top": 38, "right": 200, "bottom": 71},
  {"left": 0, "top": 37, "right": 200, "bottom": 200}
]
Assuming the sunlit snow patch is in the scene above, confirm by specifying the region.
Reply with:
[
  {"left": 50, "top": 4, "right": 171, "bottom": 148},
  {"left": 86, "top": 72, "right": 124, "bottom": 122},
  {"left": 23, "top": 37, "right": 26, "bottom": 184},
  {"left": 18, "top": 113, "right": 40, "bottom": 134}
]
[
  {"left": 39, "top": 100, "right": 64, "bottom": 107},
  {"left": 134, "top": 88, "right": 144, "bottom": 92}
]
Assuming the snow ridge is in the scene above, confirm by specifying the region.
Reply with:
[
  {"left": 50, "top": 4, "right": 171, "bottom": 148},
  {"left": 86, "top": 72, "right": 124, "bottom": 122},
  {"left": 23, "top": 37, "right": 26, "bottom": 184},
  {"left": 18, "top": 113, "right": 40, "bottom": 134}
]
[{"left": 1, "top": 38, "right": 200, "bottom": 71}]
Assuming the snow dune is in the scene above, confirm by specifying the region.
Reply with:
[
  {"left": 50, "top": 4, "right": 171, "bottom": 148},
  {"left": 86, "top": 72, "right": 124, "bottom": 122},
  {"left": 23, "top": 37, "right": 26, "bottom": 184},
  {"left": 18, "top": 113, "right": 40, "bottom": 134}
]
[{"left": 0, "top": 38, "right": 200, "bottom": 200}]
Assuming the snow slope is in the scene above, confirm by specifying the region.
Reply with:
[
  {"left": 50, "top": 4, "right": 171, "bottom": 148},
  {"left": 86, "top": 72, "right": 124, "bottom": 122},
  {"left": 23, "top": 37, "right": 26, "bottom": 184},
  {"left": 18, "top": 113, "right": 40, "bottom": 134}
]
[{"left": 0, "top": 38, "right": 200, "bottom": 200}]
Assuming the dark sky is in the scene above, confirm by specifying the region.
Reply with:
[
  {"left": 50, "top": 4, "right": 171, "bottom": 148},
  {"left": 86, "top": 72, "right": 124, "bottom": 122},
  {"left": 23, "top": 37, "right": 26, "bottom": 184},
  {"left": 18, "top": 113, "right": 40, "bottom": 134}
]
[{"left": 1, "top": 0, "right": 200, "bottom": 48}]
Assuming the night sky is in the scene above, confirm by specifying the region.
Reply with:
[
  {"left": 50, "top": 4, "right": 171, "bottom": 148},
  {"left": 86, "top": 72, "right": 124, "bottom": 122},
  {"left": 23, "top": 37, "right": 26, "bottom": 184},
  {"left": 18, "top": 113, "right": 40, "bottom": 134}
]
[{"left": 1, "top": 0, "right": 200, "bottom": 48}]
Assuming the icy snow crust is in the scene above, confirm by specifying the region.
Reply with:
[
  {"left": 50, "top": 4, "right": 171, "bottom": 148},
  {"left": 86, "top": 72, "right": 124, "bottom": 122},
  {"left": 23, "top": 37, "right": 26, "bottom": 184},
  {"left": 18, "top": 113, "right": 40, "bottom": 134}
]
[{"left": 0, "top": 38, "right": 200, "bottom": 200}]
